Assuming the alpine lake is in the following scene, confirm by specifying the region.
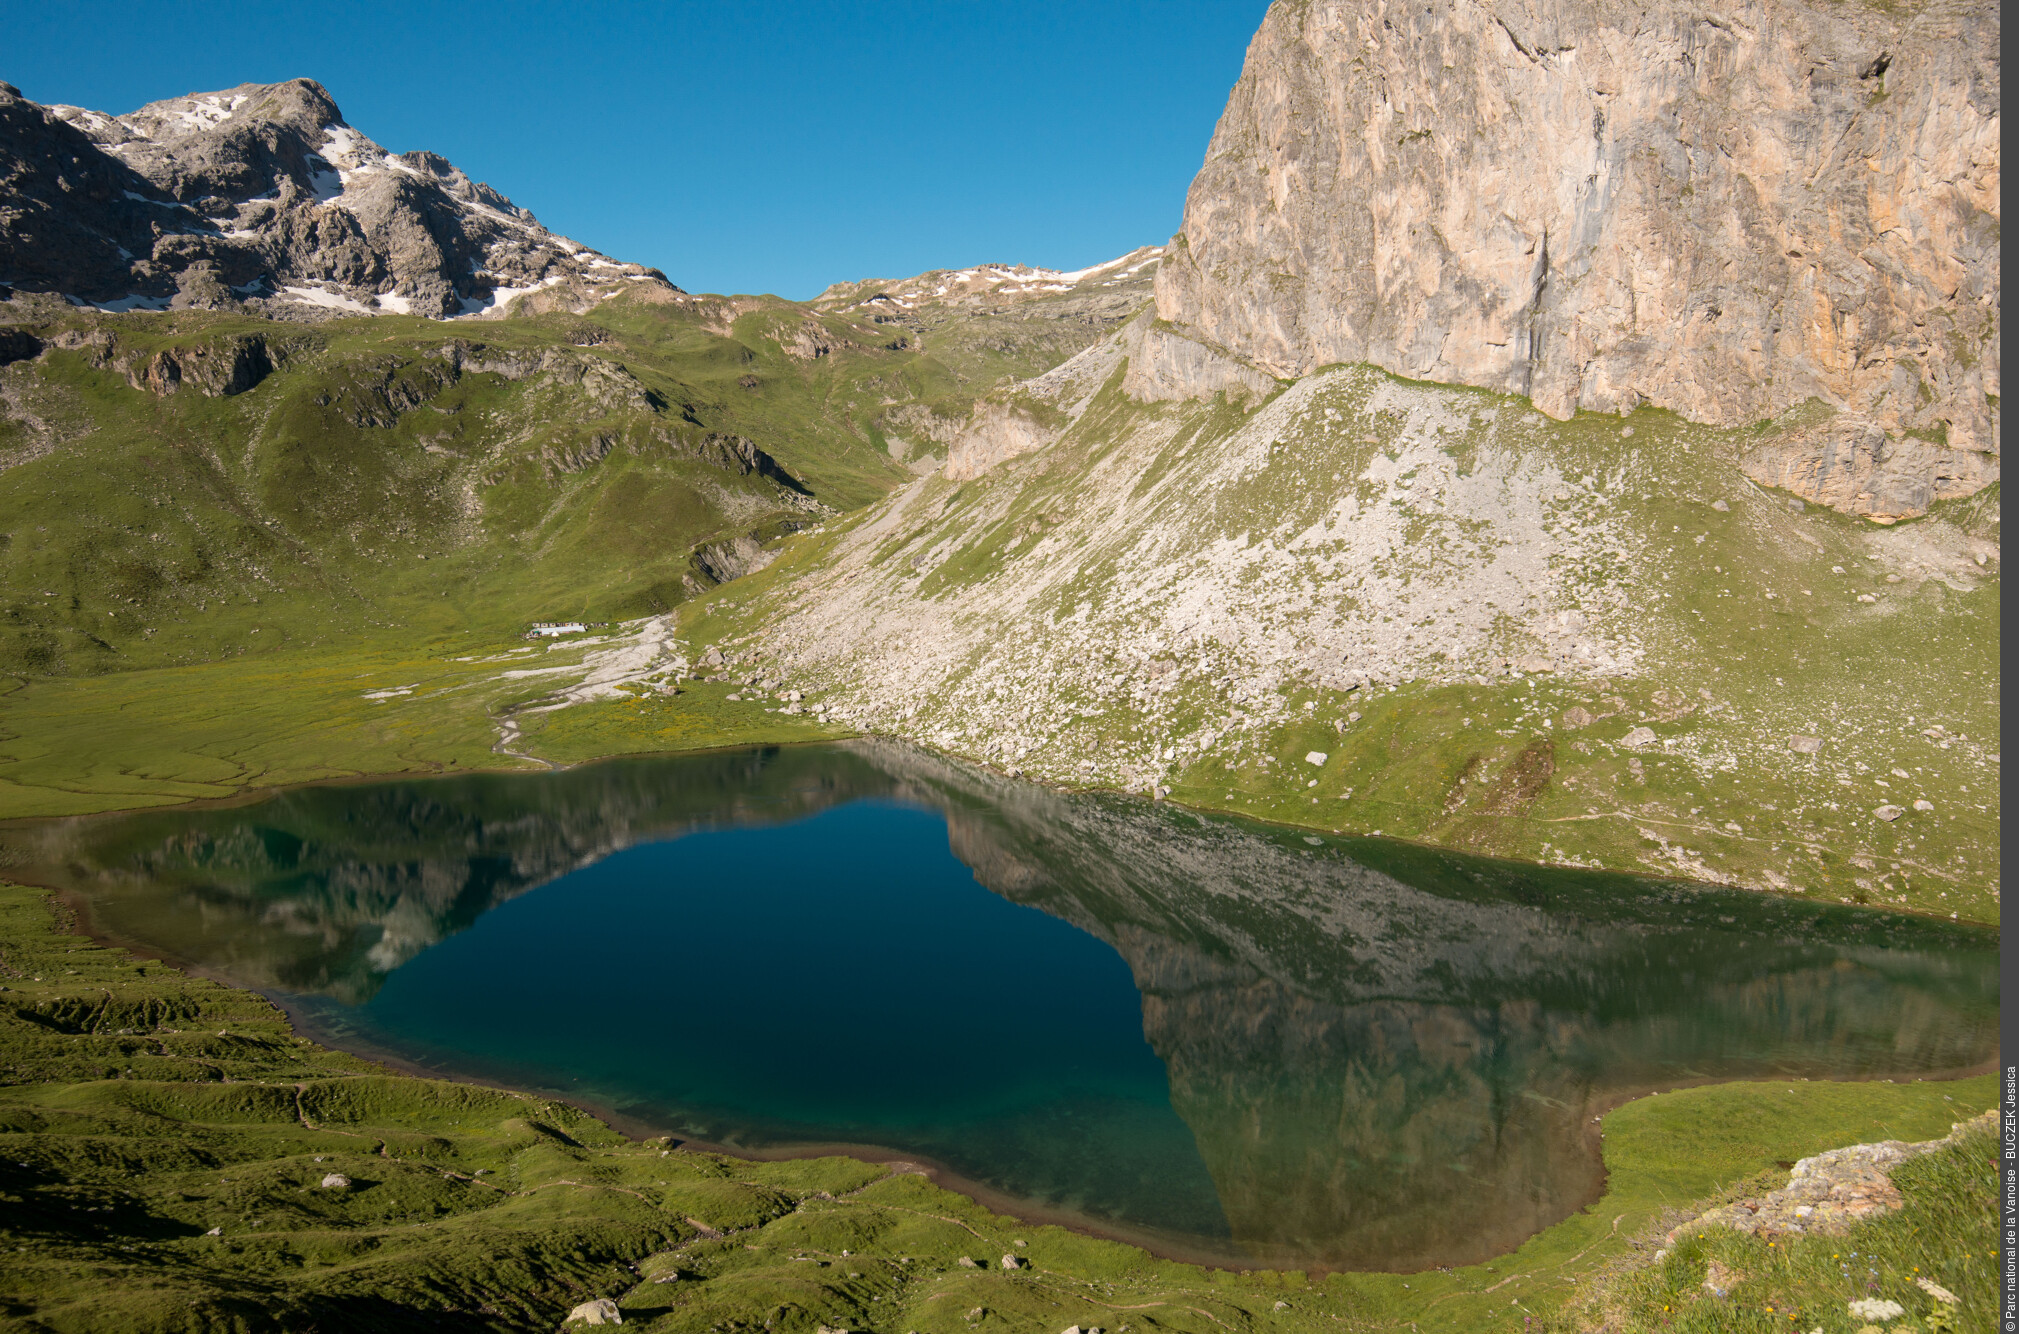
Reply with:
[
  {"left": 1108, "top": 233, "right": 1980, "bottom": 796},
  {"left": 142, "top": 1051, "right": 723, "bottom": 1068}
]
[{"left": 3, "top": 741, "right": 1996, "bottom": 1273}]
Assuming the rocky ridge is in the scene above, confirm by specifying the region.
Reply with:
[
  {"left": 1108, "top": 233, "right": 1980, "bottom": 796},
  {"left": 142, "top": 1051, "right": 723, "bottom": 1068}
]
[
  {"left": 816, "top": 247, "right": 1164, "bottom": 471},
  {"left": 668, "top": 0, "right": 1999, "bottom": 912},
  {"left": 1150, "top": 0, "right": 1998, "bottom": 519},
  {"left": 813, "top": 246, "right": 1163, "bottom": 314},
  {"left": 0, "top": 78, "right": 675, "bottom": 319}
]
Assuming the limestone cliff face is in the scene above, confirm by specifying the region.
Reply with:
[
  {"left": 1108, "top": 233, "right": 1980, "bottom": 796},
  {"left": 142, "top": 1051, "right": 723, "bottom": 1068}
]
[{"left": 1155, "top": 0, "right": 1999, "bottom": 473}]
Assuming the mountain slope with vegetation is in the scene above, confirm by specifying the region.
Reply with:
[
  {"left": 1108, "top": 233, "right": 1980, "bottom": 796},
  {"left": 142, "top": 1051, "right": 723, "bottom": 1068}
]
[
  {"left": 656, "top": 0, "right": 1999, "bottom": 924},
  {"left": 676, "top": 325, "right": 2000, "bottom": 922}
]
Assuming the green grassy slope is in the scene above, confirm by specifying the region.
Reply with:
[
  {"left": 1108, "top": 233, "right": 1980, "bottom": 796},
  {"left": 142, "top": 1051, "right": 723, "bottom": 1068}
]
[
  {"left": 673, "top": 358, "right": 2001, "bottom": 923},
  {"left": 0, "top": 293, "right": 918, "bottom": 678},
  {"left": 0, "top": 881, "right": 1992, "bottom": 1333}
]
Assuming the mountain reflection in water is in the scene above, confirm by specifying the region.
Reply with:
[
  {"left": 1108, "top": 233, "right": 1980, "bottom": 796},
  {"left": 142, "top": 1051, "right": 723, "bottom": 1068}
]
[{"left": 6, "top": 741, "right": 1996, "bottom": 1271}]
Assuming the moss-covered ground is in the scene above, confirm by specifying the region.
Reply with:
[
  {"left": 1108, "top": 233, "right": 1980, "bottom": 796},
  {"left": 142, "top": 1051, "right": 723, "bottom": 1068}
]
[{"left": 0, "top": 879, "right": 1993, "bottom": 1332}]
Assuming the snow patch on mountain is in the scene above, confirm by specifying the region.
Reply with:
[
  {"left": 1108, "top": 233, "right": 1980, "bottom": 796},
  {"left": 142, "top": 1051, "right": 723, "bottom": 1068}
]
[{"left": 815, "top": 245, "right": 1164, "bottom": 312}]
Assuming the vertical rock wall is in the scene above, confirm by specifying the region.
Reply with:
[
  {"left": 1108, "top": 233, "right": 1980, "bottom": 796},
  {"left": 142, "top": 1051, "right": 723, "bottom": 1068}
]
[{"left": 1155, "top": 0, "right": 1999, "bottom": 471}]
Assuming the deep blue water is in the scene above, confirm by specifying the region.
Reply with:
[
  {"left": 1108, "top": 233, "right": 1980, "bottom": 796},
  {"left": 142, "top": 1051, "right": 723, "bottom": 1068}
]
[{"left": 320, "top": 801, "right": 1225, "bottom": 1232}]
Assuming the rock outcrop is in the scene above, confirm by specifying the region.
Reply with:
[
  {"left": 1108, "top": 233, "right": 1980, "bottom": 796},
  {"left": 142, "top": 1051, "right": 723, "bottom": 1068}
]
[
  {"left": 123, "top": 333, "right": 277, "bottom": 397},
  {"left": 1739, "top": 413, "right": 1996, "bottom": 521},
  {"left": 1119, "top": 318, "right": 1276, "bottom": 405},
  {"left": 1666, "top": 1109, "right": 1995, "bottom": 1241},
  {"left": 0, "top": 79, "right": 676, "bottom": 318},
  {"left": 1153, "top": 0, "right": 1999, "bottom": 503},
  {"left": 942, "top": 310, "right": 1283, "bottom": 480}
]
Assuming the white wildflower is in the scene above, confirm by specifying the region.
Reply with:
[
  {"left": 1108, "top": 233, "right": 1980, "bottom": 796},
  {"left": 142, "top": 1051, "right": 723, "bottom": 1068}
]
[
  {"left": 1914, "top": 1277, "right": 1959, "bottom": 1305},
  {"left": 1847, "top": 1298, "right": 1905, "bottom": 1321}
]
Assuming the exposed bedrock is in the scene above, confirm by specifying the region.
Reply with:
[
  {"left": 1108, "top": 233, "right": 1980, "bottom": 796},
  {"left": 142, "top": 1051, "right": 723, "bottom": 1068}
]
[{"left": 1153, "top": 0, "right": 1999, "bottom": 506}]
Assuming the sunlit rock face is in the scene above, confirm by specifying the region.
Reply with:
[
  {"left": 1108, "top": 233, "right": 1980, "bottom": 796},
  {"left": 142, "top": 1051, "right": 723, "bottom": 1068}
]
[{"left": 1154, "top": 0, "right": 1999, "bottom": 503}]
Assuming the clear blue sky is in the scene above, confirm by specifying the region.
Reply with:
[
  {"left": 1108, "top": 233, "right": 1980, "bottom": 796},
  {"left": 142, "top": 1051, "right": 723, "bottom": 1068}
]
[{"left": 3, "top": 1, "right": 1269, "bottom": 299}]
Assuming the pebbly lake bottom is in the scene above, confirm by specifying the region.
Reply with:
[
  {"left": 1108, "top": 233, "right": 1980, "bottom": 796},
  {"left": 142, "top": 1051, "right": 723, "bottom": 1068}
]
[{"left": 6, "top": 739, "right": 1997, "bottom": 1272}]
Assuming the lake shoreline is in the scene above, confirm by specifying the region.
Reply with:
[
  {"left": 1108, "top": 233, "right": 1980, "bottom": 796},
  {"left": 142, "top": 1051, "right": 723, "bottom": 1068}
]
[
  {"left": 37, "top": 825, "right": 2000, "bottom": 1279},
  {"left": 250, "top": 983, "right": 2007, "bottom": 1276},
  {"left": 7, "top": 731, "right": 1996, "bottom": 931}
]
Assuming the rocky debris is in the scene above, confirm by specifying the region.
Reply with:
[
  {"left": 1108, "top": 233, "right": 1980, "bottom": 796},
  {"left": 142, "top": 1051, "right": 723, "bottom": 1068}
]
[
  {"left": 1, "top": 79, "right": 676, "bottom": 318},
  {"left": 956, "top": 1256, "right": 982, "bottom": 1268},
  {"left": 318, "top": 1172, "right": 350, "bottom": 1190},
  {"left": 1303, "top": 750, "right": 1327, "bottom": 766},
  {"left": 562, "top": 1297, "right": 623, "bottom": 1326},
  {"left": 1669, "top": 1110, "right": 1993, "bottom": 1243},
  {"left": 1873, "top": 804, "right": 1904, "bottom": 821},
  {"left": 726, "top": 362, "right": 1668, "bottom": 792},
  {"left": 1560, "top": 706, "right": 1595, "bottom": 730},
  {"left": 1620, "top": 727, "right": 1657, "bottom": 749},
  {"left": 1000, "top": 1253, "right": 1026, "bottom": 1269},
  {"left": 1152, "top": 0, "right": 1998, "bottom": 508},
  {"left": 1710, "top": 499, "right": 1731, "bottom": 513},
  {"left": 1913, "top": 799, "right": 1934, "bottom": 811},
  {"left": 1787, "top": 735, "right": 1825, "bottom": 755}
]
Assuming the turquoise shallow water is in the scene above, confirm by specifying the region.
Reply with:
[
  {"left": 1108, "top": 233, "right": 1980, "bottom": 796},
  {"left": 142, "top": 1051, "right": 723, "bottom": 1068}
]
[{"left": 12, "top": 741, "right": 1998, "bottom": 1269}]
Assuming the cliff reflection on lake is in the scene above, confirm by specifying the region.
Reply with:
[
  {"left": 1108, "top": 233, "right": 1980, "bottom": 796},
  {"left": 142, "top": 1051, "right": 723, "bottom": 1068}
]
[{"left": 7, "top": 741, "right": 1996, "bottom": 1271}]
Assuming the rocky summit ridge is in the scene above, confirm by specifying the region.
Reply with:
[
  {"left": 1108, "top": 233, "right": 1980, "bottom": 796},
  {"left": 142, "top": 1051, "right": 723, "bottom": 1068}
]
[
  {"left": 813, "top": 245, "right": 1164, "bottom": 312},
  {"left": 0, "top": 78, "right": 675, "bottom": 319}
]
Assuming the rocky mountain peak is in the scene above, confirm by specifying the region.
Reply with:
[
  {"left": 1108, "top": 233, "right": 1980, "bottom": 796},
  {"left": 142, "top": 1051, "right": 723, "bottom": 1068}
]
[{"left": 1, "top": 78, "right": 677, "bottom": 319}]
